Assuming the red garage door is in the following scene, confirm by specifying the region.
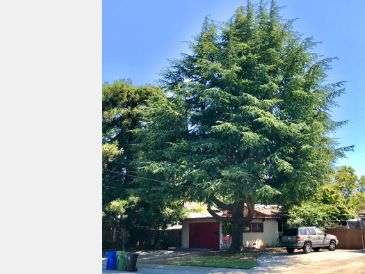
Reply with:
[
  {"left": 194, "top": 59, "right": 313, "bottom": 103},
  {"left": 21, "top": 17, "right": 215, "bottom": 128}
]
[{"left": 189, "top": 222, "right": 220, "bottom": 249}]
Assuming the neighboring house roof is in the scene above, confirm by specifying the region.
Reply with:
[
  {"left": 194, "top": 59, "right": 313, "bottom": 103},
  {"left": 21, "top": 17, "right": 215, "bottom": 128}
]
[
  {"left": 346, "top": 218, "right": 365, "bottom": 228},
  {"left": 184, "top": 201, "right": 205, "bottom": 210},
  {"left": 165, "top": 224, "right": 183, "bottom": 230}
]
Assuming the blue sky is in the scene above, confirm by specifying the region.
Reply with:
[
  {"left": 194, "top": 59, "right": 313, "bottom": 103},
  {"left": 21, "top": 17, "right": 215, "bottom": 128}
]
[{"left": 103, "top": 0, "right": 365, "bottom": 177}]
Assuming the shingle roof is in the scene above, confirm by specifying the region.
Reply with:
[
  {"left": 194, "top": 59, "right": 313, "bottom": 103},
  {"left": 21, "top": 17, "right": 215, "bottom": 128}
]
[
  {"left": 184, "top": 203, "right": 282, "bottom": 219},
  {"left": 254, "top": 204, "right": 281, "bottom": 217},
  {"left": 186, "top": 211, "right": 224, "bottom": 219}
]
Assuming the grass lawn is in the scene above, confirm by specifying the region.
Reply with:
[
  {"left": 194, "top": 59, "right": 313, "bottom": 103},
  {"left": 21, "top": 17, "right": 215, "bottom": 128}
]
[{"left": 141, "top": 252, "right": 257, "bottom": 269}]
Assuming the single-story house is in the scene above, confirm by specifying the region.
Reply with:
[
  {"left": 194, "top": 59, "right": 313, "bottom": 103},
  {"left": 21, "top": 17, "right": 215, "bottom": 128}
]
[{"left": 182, "top": 204, "right": 283, "bottom": 250}]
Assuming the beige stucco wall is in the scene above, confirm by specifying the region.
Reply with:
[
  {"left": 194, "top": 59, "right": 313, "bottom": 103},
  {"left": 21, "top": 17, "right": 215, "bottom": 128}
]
[
  {"left": 181, "top": 218, "right": 222, "bottom": 248},
  {"left": 243, "top": 219, "right": 279, "bottom": 247},
  {"left": 182, "top": 218, "right": 279, "bottom": 249}
]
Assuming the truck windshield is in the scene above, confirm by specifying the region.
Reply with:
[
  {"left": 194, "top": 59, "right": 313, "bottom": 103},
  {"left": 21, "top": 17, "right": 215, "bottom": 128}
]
[{"left": 283, "top": 228, "right": 298, "bottom": 236}]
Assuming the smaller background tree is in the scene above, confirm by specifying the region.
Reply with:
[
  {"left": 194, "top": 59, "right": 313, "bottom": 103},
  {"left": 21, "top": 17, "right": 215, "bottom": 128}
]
[{"left": 287, "top": 166, "right": 365, "bottom": 227}]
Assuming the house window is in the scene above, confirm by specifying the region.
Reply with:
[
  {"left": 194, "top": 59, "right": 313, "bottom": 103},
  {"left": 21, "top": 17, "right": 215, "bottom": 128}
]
[
  {"left": 244, "top": 224, "right": 251, "bottom": 232},
  {"left": 251, "top": 223, "right": 264, "bottom": 233},
  {"left": 278, "top": 220, "right": 283, "bottom": 233}
]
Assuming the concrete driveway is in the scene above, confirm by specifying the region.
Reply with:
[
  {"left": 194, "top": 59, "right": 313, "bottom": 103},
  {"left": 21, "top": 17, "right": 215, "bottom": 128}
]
[
  {"left": 256, "top": 249, "right": 365, "bottom": 273},
  {"left": 103, "top": 249, "right": 365, "bottom": 274}
]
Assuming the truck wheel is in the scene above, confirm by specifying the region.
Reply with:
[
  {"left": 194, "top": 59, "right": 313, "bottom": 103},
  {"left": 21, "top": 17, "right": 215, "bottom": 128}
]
[
  {"left": 328, "top": 241, "right": 336, "bottom": 251},
  {"left": 286, "top": 247, "right": 295, "bottom": 253},
  {"left": 303, "top": 242, "right": 311, "bottom": 254},
  {"left": 313, "top": 247, "right": 320, "bottom": 252}
]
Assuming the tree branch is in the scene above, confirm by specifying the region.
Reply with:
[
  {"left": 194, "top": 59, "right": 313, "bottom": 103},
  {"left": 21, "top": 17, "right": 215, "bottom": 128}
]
[
  {"left": 210, "top": 195, "right": 234, "bottom": 211},
  {"left": 232, "top": 202, "right": 247, "bottom": 225},
  {"left": 246, "top": 194, "right": 255, "bottom": 220},
  {"left": 207, "top": 204, "right": 232, "bottom": 222}
]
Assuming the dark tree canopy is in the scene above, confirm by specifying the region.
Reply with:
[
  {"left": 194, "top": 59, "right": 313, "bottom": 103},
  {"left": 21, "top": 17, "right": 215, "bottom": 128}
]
[
  {"left": 102, "top": 81, "right": 163, "bottom": 204},
  {"left": 102, "top": 81, "right": 186, "bottom": 250},
  {"left": 137, "top": 0, "right": 351, "bottom": 251}
]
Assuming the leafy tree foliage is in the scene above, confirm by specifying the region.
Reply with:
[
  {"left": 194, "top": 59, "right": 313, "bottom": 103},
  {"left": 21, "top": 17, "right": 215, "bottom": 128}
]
[
  {"left": 287, "top": 202, "right": 333, "bottom": 228},
  {"left": 138, "top": 1, "right": 349, "bottom": 251},
  {"left": 103, "top": 196, "right": 186, "bottom": 248},
  {"left": 333, "top": 166, "right": 365, "bottom": 214},
  {"left": 287, "top": 184, "right": 350, "bottom": 228},
  {"left": 358, "top": 176, "right": 365, "bottom": 193},
  {"left": 103, "top": 196, "right": 139, "bottom": 249},
  {"left": 334, "top": 166, "right": 358, "bottom": 201},
  {"left": 287, "top": 166, "right": 364, "bottom": 227}
]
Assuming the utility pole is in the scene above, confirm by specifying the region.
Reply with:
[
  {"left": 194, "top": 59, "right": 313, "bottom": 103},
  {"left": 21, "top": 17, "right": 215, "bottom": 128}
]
[{"left": 360, "top": 214, "right": 365, "bottom": 251}]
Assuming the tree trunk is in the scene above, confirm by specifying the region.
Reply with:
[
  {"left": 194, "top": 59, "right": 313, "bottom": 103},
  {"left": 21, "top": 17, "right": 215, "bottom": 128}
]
[
  {"left": 229, "top": 222, "right": 244, "bottom": 252},
  {"left": 207, "top": 197, "right": 255, "bottom": 253},
  {"left": 228, "top": 202, "right": 245, "bottom": 252}
]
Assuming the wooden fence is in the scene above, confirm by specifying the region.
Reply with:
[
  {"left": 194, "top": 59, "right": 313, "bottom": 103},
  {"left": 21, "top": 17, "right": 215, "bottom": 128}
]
[{"left": 326, "top": 227, "right": 365, "bottom": 249}]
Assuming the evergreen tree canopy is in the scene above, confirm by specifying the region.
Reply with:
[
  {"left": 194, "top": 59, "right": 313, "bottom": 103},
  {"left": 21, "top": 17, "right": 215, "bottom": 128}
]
[{"left": 137, "top": 1, "right": 351, "bottom": 251}]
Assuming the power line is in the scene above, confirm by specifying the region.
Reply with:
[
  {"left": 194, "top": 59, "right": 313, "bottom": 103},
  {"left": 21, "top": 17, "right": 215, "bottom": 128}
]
[
  {"left": 105, "top": 165, "right": 259, "bottom": 182},
  {"left": 102, "top": 176, "right": 171, "bottom": 192},
  {"left": 126, "top": 173, "right": 171, "bottom": 185},
  {"left": 104, "top": 169, "right": 173, "bottom": 185},
  {"left": 103, "top": 185, "right": 126, "bottom": 190},
  {"left": 128, "top": 144, "right": 217, "bottom": 158},
  {"left": 152, "top": 148, "right": 214, "bottom": 158}
]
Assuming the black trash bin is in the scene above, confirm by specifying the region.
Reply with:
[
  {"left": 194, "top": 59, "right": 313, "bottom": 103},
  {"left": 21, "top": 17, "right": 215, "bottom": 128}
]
[{"left": 126, "top": 253, "right": 139, "bottom": 272}]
